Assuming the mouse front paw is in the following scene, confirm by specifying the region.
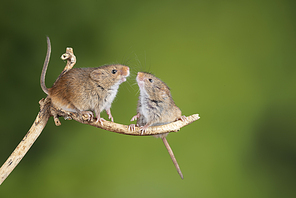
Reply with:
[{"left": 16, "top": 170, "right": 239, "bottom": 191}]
[
  {"left": 130, "top": 113, "right": 140, "bottom": 121},
  {"left": 106, "top": 109, "right": 114, "bottom": 122}
]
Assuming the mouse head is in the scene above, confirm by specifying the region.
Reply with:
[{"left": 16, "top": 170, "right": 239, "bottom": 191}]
[
  {"left": 136, "top": 72, "right": 172, "bottom": 101},
  {"left": 90, "top": 64, "right": 130, "bottom": 88}
]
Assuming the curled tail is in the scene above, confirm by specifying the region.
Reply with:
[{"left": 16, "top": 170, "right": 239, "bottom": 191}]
[{"left": 40, "top": 36, "right": 51, "bottom": 95}]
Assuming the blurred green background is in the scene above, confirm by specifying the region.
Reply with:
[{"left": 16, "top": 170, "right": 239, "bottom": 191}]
[{"left": 1, "top": 0, "right": 296, "bottom": 197}]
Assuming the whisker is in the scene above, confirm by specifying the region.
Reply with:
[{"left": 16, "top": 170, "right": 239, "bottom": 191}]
[{"left": 135, "top": 89, "right": 140, "bottom": 96}]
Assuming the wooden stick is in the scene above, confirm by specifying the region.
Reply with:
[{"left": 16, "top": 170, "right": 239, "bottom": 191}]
[
  {"left": 60, "top": 105, "right": 200, "bottom": 136},
  {"left": 0, "top": 98, "right": 51, "bottom": 185}
]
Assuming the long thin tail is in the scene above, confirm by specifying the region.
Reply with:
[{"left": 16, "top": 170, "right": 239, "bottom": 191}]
[
  {"left": 40, "top": 36, "right": 51, "bottom": 95},
  {"left": 162, "top": 137, "right": 184, "bottom": 179}
]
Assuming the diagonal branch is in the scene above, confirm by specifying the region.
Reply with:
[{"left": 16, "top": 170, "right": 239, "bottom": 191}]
[{"left": 0, "top": 98, "right": 51, "bottom": 185}]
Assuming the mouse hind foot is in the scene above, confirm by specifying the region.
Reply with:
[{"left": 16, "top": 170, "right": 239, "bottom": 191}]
[{"left": 81, "top": 110, "right": 94, "bottom": 121}]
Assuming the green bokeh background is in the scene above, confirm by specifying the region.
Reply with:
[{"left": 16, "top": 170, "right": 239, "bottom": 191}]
[{"left": 1, "top": 0, "right": 296, "bottom": 197}]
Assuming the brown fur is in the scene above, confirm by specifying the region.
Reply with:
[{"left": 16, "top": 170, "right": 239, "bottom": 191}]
[{"left": 40, "top": 38, "right": 129, "bottom": 122}]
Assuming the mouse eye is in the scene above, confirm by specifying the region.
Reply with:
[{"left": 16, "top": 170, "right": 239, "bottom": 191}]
[
  {"left": 112, "top": 69, "right": 117, "bottom": 74},
  {"left": 149, "top": 78, "right": 153, "bottom": 83}
]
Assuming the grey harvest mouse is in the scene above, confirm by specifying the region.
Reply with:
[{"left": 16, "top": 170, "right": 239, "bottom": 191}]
[
  {"left": 129, "top": 72, "right": 186, "bottom": 179},
  {"left": 40, "top": 37, "right": 130, "bottom": 124}
]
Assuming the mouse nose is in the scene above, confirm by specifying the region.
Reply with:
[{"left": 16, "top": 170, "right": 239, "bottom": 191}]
[
  {"left": 137, "top": 72, "right": 145, "bottom": 81},
  {"left": 125, "top": 67, "right": 130, "bottom": 75}
]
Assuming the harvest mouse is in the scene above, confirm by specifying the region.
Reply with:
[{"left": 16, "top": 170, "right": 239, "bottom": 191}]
[
  {"left": 40, "top": 37, "right": 130, "bottom": 124},
  {"left": 129, "top": 72, "right": 186, "bottom": 179}
]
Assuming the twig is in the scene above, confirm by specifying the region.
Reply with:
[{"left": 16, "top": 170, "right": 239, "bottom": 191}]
[
  {"left": 59, "top": 47, "right": 76, "bottom": 77},
  {"left": 0, "top": 46, "right": 200, "bottom": 185},
  {"left": 49, "top": 98, "right": 200, "bottom": 135}
]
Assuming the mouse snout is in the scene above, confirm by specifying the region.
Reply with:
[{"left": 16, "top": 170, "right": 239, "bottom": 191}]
[
  {"left": 136, "top": 72, "right": 145, "bottom": 88},
  {"left": 137, "top": 72, "right": 145, "bottom": 81},
  {"left": 121, "top": 66, "right": 130, "bottom": 77}
]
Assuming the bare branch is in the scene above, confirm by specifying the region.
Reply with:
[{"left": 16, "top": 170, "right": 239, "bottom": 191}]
[
  {"left": 49, "top": 97, "right": 200, "bottom": 135},
  {"left": 0, "top": 98, "right": 51, "bottom": 185},
  {"left": 53, "top": 47, "right": 77, "bottom": 87},
  {"left": 60, "top": 47, "right": 76, "bottom": 73}
]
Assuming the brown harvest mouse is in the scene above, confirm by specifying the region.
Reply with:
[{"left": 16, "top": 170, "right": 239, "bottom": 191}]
[
  {"left": 40, "top": 37, "right": 130, "bottom": 124},
  {"left": 129, "top": 72, "right": 186, "bottom": 179}
]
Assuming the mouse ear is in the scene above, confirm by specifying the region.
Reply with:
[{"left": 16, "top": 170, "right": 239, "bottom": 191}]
[{"left": 90, "top": 68, "right": 108, "bottom": 81}]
